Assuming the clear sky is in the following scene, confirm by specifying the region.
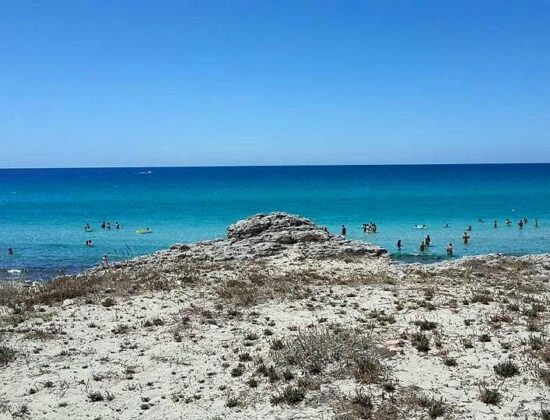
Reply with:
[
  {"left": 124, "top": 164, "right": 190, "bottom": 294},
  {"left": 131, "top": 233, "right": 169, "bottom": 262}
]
[{"left": 1, "top": 0, "right": 549, "bottom": 168}]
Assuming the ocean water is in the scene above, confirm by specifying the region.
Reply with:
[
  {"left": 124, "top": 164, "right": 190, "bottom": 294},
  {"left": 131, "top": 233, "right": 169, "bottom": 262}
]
[{"left": 1, "top": 164, "right": 549, "bottom": 280}]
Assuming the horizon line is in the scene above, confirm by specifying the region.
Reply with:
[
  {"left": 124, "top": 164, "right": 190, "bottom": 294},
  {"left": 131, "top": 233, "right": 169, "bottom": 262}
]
[{"left": 1, "top": 161, "right": 550, "bottom": 170}]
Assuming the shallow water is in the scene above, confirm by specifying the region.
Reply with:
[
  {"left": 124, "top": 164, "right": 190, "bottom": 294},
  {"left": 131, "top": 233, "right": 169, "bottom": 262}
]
[{"left": 1, "top": 164, "right": 549, "bottom": 280}]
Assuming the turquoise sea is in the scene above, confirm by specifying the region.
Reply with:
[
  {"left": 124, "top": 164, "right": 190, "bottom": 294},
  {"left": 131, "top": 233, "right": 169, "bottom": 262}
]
[{"left": 1, "top": 164, "right": 549, "bottom": 280}]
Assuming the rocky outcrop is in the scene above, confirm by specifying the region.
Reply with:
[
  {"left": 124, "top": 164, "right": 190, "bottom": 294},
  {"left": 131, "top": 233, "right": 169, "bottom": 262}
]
[
  {"left": 180, "top": 213, "right": 386, "bottom": 261},
  {"left": 114, "top": 213, "right": 387, "bottom": 270},
  {"left": 227, "top": 213, "right": 329, "bottom": 244},
  {"left": 216, "top": 212, "right": 385, "bottom": 260}
]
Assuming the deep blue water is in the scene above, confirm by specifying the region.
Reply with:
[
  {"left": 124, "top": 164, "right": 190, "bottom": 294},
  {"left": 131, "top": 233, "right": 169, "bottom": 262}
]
[{"left": 1, "top": 164, "right": 549, "bottom": 280}]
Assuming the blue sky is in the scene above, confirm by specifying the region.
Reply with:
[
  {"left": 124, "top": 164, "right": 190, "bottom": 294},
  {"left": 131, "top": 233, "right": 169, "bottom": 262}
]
[{"left": 1, "top": 0, "right": 549, "bottom": 168}]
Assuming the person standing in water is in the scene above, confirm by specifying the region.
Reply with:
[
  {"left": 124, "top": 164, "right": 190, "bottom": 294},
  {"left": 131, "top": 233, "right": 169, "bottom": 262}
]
[
  {"left": 463, "top": 232, "right": 470, "bottom": 244},
  {"left": 101, "top": 255, "right": 109, "bottom": 267},
  {"left": 535, "top": 219, "right": 539, "bottom": 227},
  {"left": 518, "top": 220, "right": 524, "bottom": 229},
  {"left": 446, "top": 243, "right": 454, "bottom": 256},
  {"left": 341, "top": 225, "right": 347, "bottom": 236},
  {"left": 397, "top": 239, "right": 402, "bottom": 251},
  {"left": 493, "top": 220, "right": 498, "bottom": 228},
  {"left": 425, "top": 235, "right": 431, "bottom": 246},
  {"left": 467, "top": 225, "right": 472, "bottom": 232},
  {"left": 419, "top": 241, "right": 426, "bottom": 252}
]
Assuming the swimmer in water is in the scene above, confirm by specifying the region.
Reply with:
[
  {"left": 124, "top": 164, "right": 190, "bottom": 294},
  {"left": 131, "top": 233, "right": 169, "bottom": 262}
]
[
  {"left": 446, "top": 243, "right": 453, "bottom": 256},
  {"left": 84, "top": 223, "right": 92, "bottom": 232},
  {"left": 444, "top": 223, "right": 450, "bottom": 228},
  {"left": 101, "top": 221, "right": 106, "bottom": 229},
  {"left": 101, "top": 255, "right": 109, "bottom": 267},
  {"left": 106, "top": 222, "right": 111, "bottom": 230},
  {"left": 463, "top": 232, "right": 470, "bottom": 244},
  {"left": 518, "top": 220, "right": 524, "bottom": 229},
  {"left": 505, "top": 218, "right": 512, "bottom": 227},
  {"left": 467, "top": 225, "right": 472, "bottom": 232},
  {"left": 115, "top": 222, "right": 121, "bottom": 230},
  {"left": 8, "top": 248, "right": 14, "bottom": 255}
]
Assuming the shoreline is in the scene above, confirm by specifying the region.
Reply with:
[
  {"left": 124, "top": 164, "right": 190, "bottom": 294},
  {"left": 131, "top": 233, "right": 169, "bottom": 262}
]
[{"left": 3, "top": 239, "right": 550, "bottom": 284}]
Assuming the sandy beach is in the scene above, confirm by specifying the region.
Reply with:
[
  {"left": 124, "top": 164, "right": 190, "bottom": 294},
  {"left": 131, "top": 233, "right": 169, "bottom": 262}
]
[{"left": 1, "top": 213, "right": 549, "bottom": 419}]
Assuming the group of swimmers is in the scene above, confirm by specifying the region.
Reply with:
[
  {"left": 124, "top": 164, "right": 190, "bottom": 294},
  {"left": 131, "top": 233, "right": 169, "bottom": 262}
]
[
  {"left": 84, "top": 221, "right": 122, "bottom": 246},
  {"left": 362, "top": 222, "right": 378, "bottom": 233},
  {"left": 349, "top": 216, "right": 542, "bottom": 257},
  {"left": 499, "top": 218, "right": 538, "bottom": 228},
  {"left": 84, "top": 221, "right": 122, "bottom": 231},
  {"left": 341, "top": 222, "right": 380, "bottom": 237}
]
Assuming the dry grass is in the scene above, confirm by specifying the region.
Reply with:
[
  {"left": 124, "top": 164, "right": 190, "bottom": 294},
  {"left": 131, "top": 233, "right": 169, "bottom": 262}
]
[
  {"left": 216, "top": 264, "right": 397, "bottom": 306},
  {"left": 0, "top": 281, "right": 23, "bottom": 306},
  {"left": 0, "top": 333, "right": 16, "bottom": 366},
  {"left": 2, "top": 264, "right": 204, "bottom": 307},
  {"left": 271, "top": 325, "right": 387, "bottom": 384},
  {"left": 216, "top": 267, "right": 318, "bottom": 306}
]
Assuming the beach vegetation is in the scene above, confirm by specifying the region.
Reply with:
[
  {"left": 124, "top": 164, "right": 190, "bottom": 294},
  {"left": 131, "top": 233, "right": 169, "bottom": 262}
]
[
  {"left": 230, "top": 364, "right": 245, "bottom": 377},
  {"left": 0, "top": 344, "right": 16, "bottom": 366},
  {"left": 238, "top": 352, "right": 252, "bottom": 362},
  {"left": 343, "top": 388, "right": 374, "bottom": 418},
  {"left": 226, "top": 396, "right": 242, "bottom": 408},
  {"left": 538, "top": 367, "right": 550, "bottom": 386},
  {"left": 527, "top": 318, "right": 542, "bottom": 332},
  {"left": 101, "top": 297, "right": 116, "bottom": 307},
  {"left": 479, "top": 386, "right": 501, "bottom": 405},
  {"left": 493, "top": 360, "right": 520, "bottom": 378},
  {"left": 112, "top": 324, "right": 129, "bottom": 334},
  {"left": 271, "top": 325, "right": 385, "bottom": 384},
  {"left": 411, "top": 331, "right": 431, "bottom": 353},
  {"left": 471, "top": 291, "right": 492, "bottom": 305},
  {"left": 415, "top": 395, "right": 447, "bottom": 418},
  {"left": 414, "top": 319, "right": 438, "bottom": 331},
  {"left": 443, "top": 357, "right": 457, "bottom": 367},
  {"left": 270, "top": 386, "right": 306, "bottom": 405}
]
